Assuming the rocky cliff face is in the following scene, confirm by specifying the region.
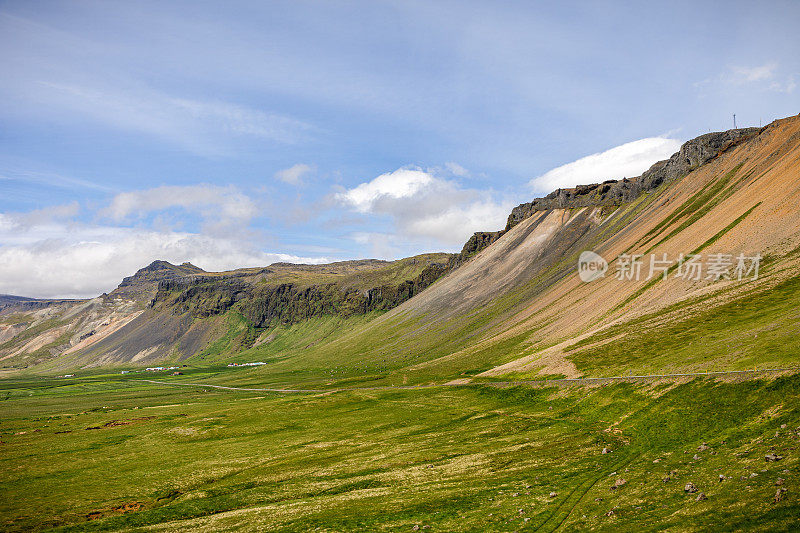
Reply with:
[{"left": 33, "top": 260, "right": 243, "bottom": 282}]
[
  {"left": 150, "top": 258, "right": 456, "bottom": 327},
  {"left": 505, "top": 127, "right": 760, "bottom": 230}
]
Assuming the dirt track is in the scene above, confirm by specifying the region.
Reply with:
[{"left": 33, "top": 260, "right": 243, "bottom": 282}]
[{"left": 141, "top": 367, "right": 798, "bottom": 394}]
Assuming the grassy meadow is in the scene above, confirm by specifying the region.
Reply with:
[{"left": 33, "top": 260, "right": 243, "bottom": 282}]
[{"left": 1, "top": 373, "right": 798, "bottom": 531}]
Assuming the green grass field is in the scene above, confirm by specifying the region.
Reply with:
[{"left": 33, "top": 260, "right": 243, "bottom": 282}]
[
  {"left": 567, "top": 273, "right": 800, "bottom": 377},
  {"left": 2, "top": 373, "right": 798, "bottom": 531}
]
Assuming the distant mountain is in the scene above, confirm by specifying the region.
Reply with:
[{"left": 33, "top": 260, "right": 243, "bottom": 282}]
[
  {"left": 0, "top": 254, "right": 457, "bottom": 369},
  {"left": 0, "top": 294, "right": 39, "bottom": 305}
]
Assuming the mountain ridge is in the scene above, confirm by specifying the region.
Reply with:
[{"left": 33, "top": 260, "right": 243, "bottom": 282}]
[{"left": 2, "top": 115, "right": 798, "bottom": 377}]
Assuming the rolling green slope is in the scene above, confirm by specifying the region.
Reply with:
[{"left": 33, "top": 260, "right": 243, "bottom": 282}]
[{"left": 1, "top": 372, "right": 798, "bottom": 531}]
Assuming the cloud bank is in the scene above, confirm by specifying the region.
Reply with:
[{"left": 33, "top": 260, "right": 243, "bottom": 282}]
[
  {"left": 0, "top": 222, "right": 328, "bottom": 299},
  {"left": 0, "top": 186, "right": 327, "bottom": 299}
]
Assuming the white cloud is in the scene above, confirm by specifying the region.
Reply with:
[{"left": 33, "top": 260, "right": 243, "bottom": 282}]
[
  {"left": 337, "top": 167, "right": 511, "bottom": 247},
  {"left": 101, "top": 185, "right": 258, "bottom": 233},
  {"left": 403, "top": 200, "right": 510, "bottom": 243},
  {"left": 274, "top": 163, "right": 314, "bottom": 185},
  {"left": 0, "top": 222, "right": 328, "bottom": 299},
  {"left": 336, "top": 168, "right": 434, "bottom": 213},
  {"left": 529, "top": 137, "right": 683, "bottom": 194}
]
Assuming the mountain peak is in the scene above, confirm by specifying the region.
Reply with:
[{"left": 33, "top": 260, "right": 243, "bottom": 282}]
[{"left": 112, "top": 260, "right": 206, "bottom": 299}]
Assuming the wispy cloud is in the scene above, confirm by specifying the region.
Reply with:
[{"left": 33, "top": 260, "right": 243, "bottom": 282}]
[
  {"left": 730, "top": 62, "right": 778, "bottom": 83},
  {"left": 33, "top": 82, "right": 314, "bottom": 156},
  {"left": 696, "top": 62, "right": 796, "bottom": 95},
  {"left": 768, "top": 76, "right": 797, "bottom": 94},
  {"left": 101, "top": 184, "right": 259, "bottom": 235},
  {"left": 0, "top": 169, "right": 114, "bottom": 192},
  {"left": 444, "top": 162, "right": 469, "bottom": 177},
  {"left": 274, "top": 163, "right": 314, "bottom": 186}
]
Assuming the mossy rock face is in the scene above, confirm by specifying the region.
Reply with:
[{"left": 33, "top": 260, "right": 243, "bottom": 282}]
[{"left": 150, "top": 258, "right": 457, "bottom": 327}]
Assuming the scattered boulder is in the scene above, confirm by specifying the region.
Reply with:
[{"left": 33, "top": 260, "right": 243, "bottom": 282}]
[
  {"left": 776, "top": 478, "right": 785, "bottom": 486},
  {"left": 512, "top": 493, "right": 519, "bottom": 497},
  {"left": 696, "top": 493, "right": 708, "bottom": 502},
  {"left": 718, "top": 475, "right": 727, "bottom": 482},
  {"left": 693, "top": 454, "right": 701, "bottom": 460},
  {"left": 653, "top": 458, "right": 661, "bottom": 463},
  {"left": 765, "top": 453, "right": 784, "bottom": 462},
  {"left": 781, "top": 424, "right": 787, "bottom": 429},
  {"left": 774, "top": 488, "right": 788, "bottom": 503},
  {"left": 605, "top": 508, "right": 616, "bottom": 517},
  {"left": 549, "top": 492, "right": 558, "bottom": 498},
  {"left": 602, "top": 447, "right": 612, "bottom": 454},
  {"left": 684, "top": 482, "right": 698, "bottom": 493},
  {"left": 611, "top": 478, "right": 627, "bottom": 490},
  {"left": 412, "top": 526, "right": 420, "bottom": 531},
  {"left": 697, "top": 443, "right": 710, "bottom": 452},
  {"left": 594, "top": 497, "right": 604, "bottom": 502},
  {"left": 750, "top": 473, "right": 759, "bottom": 478},
  {"left": 663, "top": 476, "right": 671, "bottom": 483}
]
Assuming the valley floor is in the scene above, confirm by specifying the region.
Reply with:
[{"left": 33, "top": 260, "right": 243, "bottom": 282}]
[{"left": 1, "top": 373, "right": 799, "bottom": 531}]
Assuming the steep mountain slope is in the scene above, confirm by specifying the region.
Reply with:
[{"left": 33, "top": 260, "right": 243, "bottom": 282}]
[{"left": 216, "top": 115, "right": 800, "bottom": 388}]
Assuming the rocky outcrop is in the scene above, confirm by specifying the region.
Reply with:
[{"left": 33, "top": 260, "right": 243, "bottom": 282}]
[
  {"left": 113, "top": 260, "right": 207, "bottom": 299},
  {"left": 505, "top": 127, "right": 760, "bottom": 230},
  {"left": 459, "top": 231, "right": 504, "bottom": 259}
]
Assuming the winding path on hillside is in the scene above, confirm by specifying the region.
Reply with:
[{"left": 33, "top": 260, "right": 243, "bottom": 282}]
[{"left": 140, "top": 367, "right": 797, "bottom": 394}]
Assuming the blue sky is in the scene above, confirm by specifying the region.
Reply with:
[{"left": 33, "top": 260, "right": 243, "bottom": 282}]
[{"left": 1, "top": 0, "right": 798, "bottom": 298}]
